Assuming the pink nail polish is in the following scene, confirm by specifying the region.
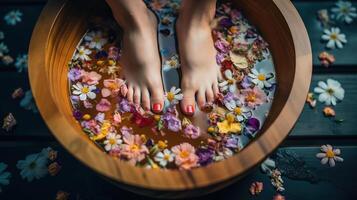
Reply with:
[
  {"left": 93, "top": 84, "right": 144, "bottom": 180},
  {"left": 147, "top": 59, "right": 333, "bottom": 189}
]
[{"left": 186, "top": 105, "right": 195, "bottom": 114}]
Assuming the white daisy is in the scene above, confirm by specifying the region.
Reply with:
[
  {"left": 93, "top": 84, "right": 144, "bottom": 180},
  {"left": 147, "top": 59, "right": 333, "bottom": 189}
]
[
  {"left": 154, "top": 149, "right": 174, "bottom": 167},
  {"left": 225, "top": 100, "right": 251, "bottom": 122},
  {"left": 14, "top": 54, "right": 28, "bottom": 73},
  {"left": 84, "top": 31, "right": 107, "bottom": 50},
  {"left": 331, "top": 1, "right": 357, "bottom": 24},
  {"left": 72, "top": 82, "right": 96, "bottom": 101},
  {"left": 103, "top": 132, "right": 122, "bottom": 152},
  {"left": 163, "top": 54, "right": 180, "bottom": 71},
  {"left": 74, "top": 46, "right": 92, "bottom": 61},
  {"left": 321, "top": 27, "right": 347, "bottom": 49},
  {"left": 248, "top": 68, "right": 275, "bottom": 89},
  {"left": 219, "top": 69, "right": 237, "bottom": 92},
  {"left": 16, "top": 153, "right": 48, "bottom": 182},
  {"left": 0, "top": 162, "right": 11, "bottom": 192},
  {"left": 316, "top": 144, "right": 343, "bottom": 167},
  {"left": 4, "top": 10, "right": 22, "bottom": 26},
  {"left": 165, "top": 86, "right": 183, "bottom": 105},
  {"left": 314, "top": 79, "right": 344, "bottom": 106}
]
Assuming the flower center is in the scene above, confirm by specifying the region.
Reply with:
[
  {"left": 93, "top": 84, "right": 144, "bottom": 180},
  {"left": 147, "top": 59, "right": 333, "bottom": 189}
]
[
  {"left": 93, "top": 36, "right": 101, "bottom": 43},
  {"left": 78, "top": 50, "right": 84, "bottom": 55},
  {"left": 257, "top": 74, "right": 266, "bottom": 81},
  {"left": 341, "top": 7, "right": 348, "bottom": 14},
  {"left": 234, "top": 107, "right": 242, "bottom": 115},
  {"left": 246, "top": 92, "right": 256, "bottom": 102},
  {"left": 330, "top": 33, "right": 338, "bottom": 40},
  {"left": 326, "top": 149, "right": 335, "bottom": 158},
  {"left": 29, "top": 161, "right": 37, "bottom": 169},
  {"left": 169, "top": 60, "right": 177, "bottom": 66},
  {"left": 131, "top": 144, "right": 139, "bottom": 151},
  {"left": 164, "top": 154, "right": 170, "bottom": 160},
  {"left": 226, "top": 113, "right": 235, "bottom": 123},
  {"left": 227, "top": 79, "right": 234, "bottom": 85},
  {"left": 167, "top": 92, "right": 175, "bottom": 101},
  {"left": 180, "top": 151, "right": 189, "bottom": 158},
  {"left": 81, "top": 86, "right": 90, "bottom": 94},
  {"left": 109, "top": 138, "right": 116, "bottom": 145},
  {"left": 327, "top": 88, "right": 334, "bottom": 95}
]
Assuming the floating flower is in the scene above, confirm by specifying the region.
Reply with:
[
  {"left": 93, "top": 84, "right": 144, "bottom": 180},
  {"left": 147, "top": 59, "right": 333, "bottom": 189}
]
[
  {"left": 12, "top": 87, "right": 24, "bottom": 99},
  {"left": 171, "top": 143, "right": 198, "bottom": 170},
  {"left": 14, "top": 54, "right": 28, "bottom": 72},
  {"left": 217, "top": 113, "right": 241, "bottom": 134},
  {"left": 90, "top": 120, "right": 111, "bottom": 141},
  {"left": 224, "top": 95, "right": 251, "bottom": 122},
  {"left": 81, "top": 71, "right": 102, "bottom": 85},
  {"left": 2, "top": 113, "right": 16, "bottom": 132},
  {"left": 20, "top": 90, "right": 38, "bottom": 113},
  {"left": 101, "top": 78, "right": 125, "bottom": 97},
  {"left": 240, "top": 87, "right": 267, "bottom": 108},
  {"left": 118, "top": 98, "right": 132, "bottom": 113},
  {"left": 260, "top": 157, "right": 276, "bottom": 174},
  {"left": 2, "top": 55, "right": 14, "bottom": 65},
  {"left": 108, "top": 46, "right": 120, "bottom": 61},
  {"left": 48, "top": 162, "right": 61, "bottom": 176},
  {"left": 219, "top": 69, "right": 238, "bottom": 92},
  {"left": 0, "top": 162, "right": 11, "bottom": 192},
  {"left": 306, "top": 92, "right": 317, "bottom": 108},
  {"left": 121, "top": 132, "right": 149, "bottom": 165},
  {"left": 196, "top": 148, "right": 214, "bottom": 166},
  {"left": 331, "top": 1, "right": 357, "bottom": 24},
  {"left": 229, "top": 51, "right": 248, "bottom": 69},
  {"left": 0, "top": 42, "right": 9, "bottom": 55},
  {"left": 248, "top": 68, "right": 275, "bottom": 89},
  {"left": 16, "top": 152, "right": 49, "bottom": 182},
  {"left": 314, "top": 79, "right": 344, "bottom": 106},
  {"left": 224, "top": 134, "right": 242, "bottom": 150},
  {"left": 68, "top": 68, "right": 82, "bottom": 82},
  {"left": 273, "top": 194, "right": 286, "bottom": 200},
  {"left": 323, "top": 106, "right": 336, "bottom": 117},
  {"left": 183, "top": 124, "right": 200, "bottom": 139},
  {"left": 72, "top": 82, "right": 96, "bottom": 101},
  {"left": 249, "top": 181, "right": 263, "bottom": 195},
  {"left": 163, "top": 112, "right": 181, "bottom": 132},
  {"left": 321, "top": 27, "right": 347, "bottom": 49},
  {"left": 317, "top": 9, "right": 330, "bottom": 27},
  {"left": 103, "top": 132, "right": 122, "bottom": 152},
  {"left": 4, "top": 10, "right": 22, "bottom": 25},
  {"left": 163, "top": 54, "right": 180, "bottom": 71},
  {"left": 84, "top": 31, "right": 108, "bottom": 50},
  {"left": 316, "top": 144, "right": 343, "bottom": 167},
  {"left": 318, "top": 51, "right": 335, "bottom": 67},
  {"left": 96, "top": 98, "right": 111, "bottom": 112},
  {"left": 270, "top": 169, "right": 285, "bottom": 192},
  {"left": 154, "top": 149, "right": 175, "bottom": 167},
  {"left": 245, "top": 118, "right": 260, "bottom": 136},
  {"left": 74, "top": 46, "right": 92, "bottom": 61},
  {"left": 165, "top": 86, "right": 183, "bottom": 105}
]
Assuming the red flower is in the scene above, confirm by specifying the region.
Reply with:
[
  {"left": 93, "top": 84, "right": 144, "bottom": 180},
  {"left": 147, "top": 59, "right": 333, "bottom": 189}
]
[
  {"left": 221, "top": 60, "right": 234, "bottom": 71},
  {"left": 131, "top": 110, "right": 154, "bottom": 127}
]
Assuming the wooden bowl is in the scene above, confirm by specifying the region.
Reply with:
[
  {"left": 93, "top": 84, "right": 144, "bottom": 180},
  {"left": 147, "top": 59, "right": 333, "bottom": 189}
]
[{"left": 28, "top": 0, "right": 311, "bottom": 198}]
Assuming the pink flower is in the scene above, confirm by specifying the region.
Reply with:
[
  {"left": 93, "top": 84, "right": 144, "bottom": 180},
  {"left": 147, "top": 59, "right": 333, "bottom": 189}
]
[
  {"left": 101, "top": 78, "right": 125, "bottom": 97},
  {"left": 171, "top": 143, "right": 199, "bottom": 170},
  {"left": 113, "top": 112, "right": 121, "bottom": 125},
  {"left": 83, "top": 100, "right": 93, "bottom": 108},
  {"left": 96, "top": 98, "right": 111, "bottom": 112},
  {"left": 240, "top": 87, "right": 267, "bottom": 108},
  {"left": 121, "top": 132, "right": 149, "bottom": 165},
  {"left": 120, "top": 83, "right": 128, "bottom": 97},
  {"left": 81, "top": 71, "right": 102, "bottom": 85},
  {"left": 183, "top": 124, "right": 201, "bottom": 139}
]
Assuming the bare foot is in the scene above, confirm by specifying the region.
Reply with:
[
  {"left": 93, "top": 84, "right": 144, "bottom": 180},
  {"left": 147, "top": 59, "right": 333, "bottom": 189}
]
[
  {"left": 176, "top": 0, "right": 220, "bottom": 115},
  {"left": 108, "top": 0, "right": 164, "bottom": 113}
]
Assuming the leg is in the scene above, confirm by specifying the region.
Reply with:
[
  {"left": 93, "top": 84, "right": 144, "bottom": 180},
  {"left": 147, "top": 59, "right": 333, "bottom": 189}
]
[
  {"left": 106, "top": 0, "right": 164, "bottom": 113},
  {"left": 176, "top": 0, "right": 220, "bottom": 115}
]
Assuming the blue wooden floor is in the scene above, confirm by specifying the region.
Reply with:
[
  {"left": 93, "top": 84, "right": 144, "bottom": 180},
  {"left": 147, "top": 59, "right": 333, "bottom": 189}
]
[{"left": 1, "top": 0, "right": 357, "bottom": 199}]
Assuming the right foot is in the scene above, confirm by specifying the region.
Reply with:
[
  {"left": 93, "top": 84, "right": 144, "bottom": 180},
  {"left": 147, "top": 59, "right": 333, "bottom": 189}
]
[{"left": 112, "top": 6, "right": 164, "bottom": 113}]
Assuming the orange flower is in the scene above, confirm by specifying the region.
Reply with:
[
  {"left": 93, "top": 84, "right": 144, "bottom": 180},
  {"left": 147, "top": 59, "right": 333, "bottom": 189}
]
[{"left": 323, "top": 106, "right": 336, "bottom": 117}]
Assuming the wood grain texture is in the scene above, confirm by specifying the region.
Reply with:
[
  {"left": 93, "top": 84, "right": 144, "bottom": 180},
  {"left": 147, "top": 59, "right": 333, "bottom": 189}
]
[{"left": 27, "top": 0, "right": 311, "bottom": 196}]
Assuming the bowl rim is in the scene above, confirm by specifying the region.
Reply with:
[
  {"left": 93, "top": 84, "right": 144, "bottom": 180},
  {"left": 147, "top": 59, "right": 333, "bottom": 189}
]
[{"left": 28, "top": 0, "right": 312, "bottom": 191}]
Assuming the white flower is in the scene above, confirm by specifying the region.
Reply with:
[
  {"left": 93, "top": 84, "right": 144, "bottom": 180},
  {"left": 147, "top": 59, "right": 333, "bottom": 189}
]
[
  {"left": 321, "top": 27, "right": 347, "bottom": 49},
  {"left": 260, "top": 158, "right": 276, "bottom": 174},
  {"left": 0, "top": 42, "right": 9, "bottom": 55},
  {"left": 154, "top": 149, "right": 174, "bottom": 167},
  {"left": 163, "top": 54, "right": 180, "bottom": 71},
  {"left": 226, "top": 101, "right": 251, "bottom": 122},
  {"left": 248, "top": 68, "right": 275, "bottom": 89},
  {"left": 74, "top": 46, "right": 92, "bottom": 61},
  {"left": 0, "top": 162, "right": 11, "bottom": 192},
  {"left": 316, "top": 144, "right": 343, "bottom": 167},
  {"left": 314, "top": 79, "right": 344, "bottom": 106},
  {"left": 219, "top": 69, "right": 237, "bottom": 92},
  {"left": 72, "top": 82, "right": 97, "bottom": 101},
  {"left": 14, "top": 54, "right": 28, "bottom": 73},
  {"left": 103, "top": 132, "right": 122, "bottom": 151},
  {"left": 84, "top": 31, "right": 107, "bottom": 50},
  {"left": 16, "top": 153, "right": 48, "bottom": 182},
  {"left": 331, "top": 1, "right": 357, "bottom": 24},
  {"left": 165, "top": 86, "right": 183, "bottom": 105},
  {"left": 4, "top": 10, "right": 22, "bottom": 26}
]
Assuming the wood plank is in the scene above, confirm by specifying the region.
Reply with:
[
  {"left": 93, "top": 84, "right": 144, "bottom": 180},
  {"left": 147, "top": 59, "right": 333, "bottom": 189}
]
[{"left": 0, "top": 143, "right": 356, "bottom": 199}]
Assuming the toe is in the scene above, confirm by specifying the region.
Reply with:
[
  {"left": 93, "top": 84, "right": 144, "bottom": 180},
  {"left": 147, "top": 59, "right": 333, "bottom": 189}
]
[
  {"left": 149, "top": 85, "right": 164, "bottom": 113},
  {"left": 141, "top": 88, "right": 151, "bottom": 111},
  {"left": 181, "top": 88, "right": 196, "bottom": 116},
  {"left": 206, "top": 87, "right": 214, "bottom": 104},
  {"left": 212, "top": 82, "right": 220, "bottom": 98},
  {"left": 133, "top": 86, "right": 141, "bottom": 106},
  {"left": 127, "top": 85, "right": 134, "bottom": 103},
  {"left": 197, "top": 88, "right": 206, "bottom": 109}
]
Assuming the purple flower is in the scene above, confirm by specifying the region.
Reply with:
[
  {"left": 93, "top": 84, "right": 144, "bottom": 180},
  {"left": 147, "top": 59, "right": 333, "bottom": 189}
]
[
  {"left": 118, "top": 98, "right": 132, "bottom": 113},
  {"left": 225, "top": 135, "right": 242, "bottom": 149},
  {"left": 214, "top": 39, "right": 229, "bottom": 53},
  {"left": 241, "top": 76, "right": 251, "bottom": 89},
  {"left": 95, "top": 112, "right": 105, "bottom": 123},
  {"left": 216, "top": 52, "right": 225, "bottom": 64},
  {"left": 68, "top": 68, "right": 82, "bottom": 82},
  {"left": 163, "top": 113, "right": 181, "bottom": 132},
  {"left": 73, "top": 110, "right": 83, "bottom": 120},
  {"left": 219, "top": 17, "right": 233, "bottom": 28},
  {"left": 120, "top": 126, "right": 133, "bottom": 135},
  {"left": 196, "top": 148, "right": 214, "bottom": 166},
  {"left": 183, "top": 124, "right": 201, "bottom": 139},
  {"left": 245, "top": 118, "right": 260, "bottom": 136}
]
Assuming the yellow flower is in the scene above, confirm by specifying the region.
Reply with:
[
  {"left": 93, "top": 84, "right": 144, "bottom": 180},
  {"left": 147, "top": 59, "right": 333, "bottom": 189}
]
[
  {"left": 217, "top": 114, "right": 241, "bottom": 134},
  {"left": 90, "top": 121, "right": 111, "bottom": 141}
]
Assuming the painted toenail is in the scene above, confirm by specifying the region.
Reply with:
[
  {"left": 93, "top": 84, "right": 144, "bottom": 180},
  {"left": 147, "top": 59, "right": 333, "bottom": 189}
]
[
  {"left": 186, "top": 105, "right": 195, "bottom": 114},
  {"left": 153, "top": 103, "right": 162, "bottom": 112}
]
